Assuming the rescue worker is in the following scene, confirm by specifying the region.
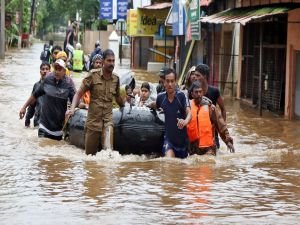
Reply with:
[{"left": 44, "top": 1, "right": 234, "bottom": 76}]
[
  {"left": 72, "top": 43, "right": 84, "bottom": 72},
  {"left": 19, "top": 59, "right": 76, "bottom": 141},
  {"left": 52, "top": 51, "right": 71, "bottom": 76},
  {"left": 25, "top": 62, "right": 51, "bottom": 127},
  {"left": 66, "top": 49, "right": 125, "bottom": 155},
  {"left": 187, "top": 81, "right": 235, "bottom": 156},
  {"left": 194, "top": 63, "right": 226, "bottom": 148},
  {"left": 78, "top": 54, "right": 103, "bottom": 109},
  {"left": 149, "top": 68, "right": 191, "bottom": 159}
]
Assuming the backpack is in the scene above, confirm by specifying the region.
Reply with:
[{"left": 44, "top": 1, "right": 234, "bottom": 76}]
[{"left": 40, "top": 44, "right": 50, "bottom": 61}]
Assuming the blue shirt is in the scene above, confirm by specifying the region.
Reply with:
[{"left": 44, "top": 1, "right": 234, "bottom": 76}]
[{"left": 156, "top": 91, "right": 189, "bottom": 148}]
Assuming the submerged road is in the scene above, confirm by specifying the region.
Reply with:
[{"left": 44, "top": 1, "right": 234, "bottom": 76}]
[{"left": 0, "top": 43, "right": 299, "bottom": 224}]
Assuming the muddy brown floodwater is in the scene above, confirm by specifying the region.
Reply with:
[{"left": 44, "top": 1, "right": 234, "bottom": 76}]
[{"left": 0, "top": 43, "right": 299, "bottom": 224}]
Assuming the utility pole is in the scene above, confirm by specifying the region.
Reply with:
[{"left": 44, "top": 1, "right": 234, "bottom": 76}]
[
  {"left": 18, "top": 0, "right": 23, "bottom": 48},
  {"left": 0, "top": 0, "right": 5, "bottom": 59},
  {"left": 29, "top": 0, "right": 36, "bottom": 34}
]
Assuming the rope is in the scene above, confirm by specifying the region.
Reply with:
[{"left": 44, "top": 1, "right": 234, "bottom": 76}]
[{"left": 62, "top": 108, "right": 80, "bottom": 132}]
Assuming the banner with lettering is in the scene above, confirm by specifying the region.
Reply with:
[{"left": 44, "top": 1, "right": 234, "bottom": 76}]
[
  {"left": 100, "top": 0, "right": 113, "bottom": 20},
  {"left": 184, "top": 0, "right": 201, "bottom": 42},
  {"left": 117, "top": 0, "right": 128, "bottom": 19},
  {"left": 100, "top": 0, "right": 128, "bottom": 20},
  {"left": 127, "top": 8, "right": 170, "bottom": 36}
]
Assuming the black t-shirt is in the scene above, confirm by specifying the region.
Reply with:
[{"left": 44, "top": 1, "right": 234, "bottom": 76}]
[
  {"left": 205, "top": 85, "right": 220, "bottom": 105},
  {"left": 33, "top": 73, "right": 76, "bottom": 133}
]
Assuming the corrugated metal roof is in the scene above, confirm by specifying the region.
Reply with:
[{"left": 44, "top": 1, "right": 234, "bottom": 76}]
[
  {"left": 140, "top": 2, "right": 172, "bottom": 10},
  {"left": 200, "top": 6, "right": 291, "bottom": 25}
]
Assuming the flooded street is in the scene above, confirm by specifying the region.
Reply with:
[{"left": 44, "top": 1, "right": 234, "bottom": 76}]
[{"left": 0, "top": 43, "right": 299, "bottom": 224}]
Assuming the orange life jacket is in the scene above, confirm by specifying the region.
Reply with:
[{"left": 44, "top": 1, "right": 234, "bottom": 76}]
[
  {"left": 187, "top": 100, "right": 214, "bottom": 148},
  {"left": 82, "top": 91, "right": 90, "bottom": 105}
]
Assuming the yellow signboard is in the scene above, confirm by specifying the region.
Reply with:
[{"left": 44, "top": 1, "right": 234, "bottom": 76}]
[{"left": 127, "top": 8, "right": 170, "bottom": 36}]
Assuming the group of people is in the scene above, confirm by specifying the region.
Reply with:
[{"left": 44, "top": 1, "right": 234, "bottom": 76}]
[
  {"left": 19, "top": 41, "right": 234, "bottom": 158},
  {"left": 148, "top": 65, "right": 234, "bottom": 158},
  {"left": 19, "top": 48, "right": 120, "bottom": 151},
  {"left": 39, "top": 21, "right": 91, "bottom": 72}
]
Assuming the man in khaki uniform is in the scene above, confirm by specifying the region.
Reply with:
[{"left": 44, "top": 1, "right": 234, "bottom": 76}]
[{"left": 67, "top": 49, "right": 124, "bottom": 155}]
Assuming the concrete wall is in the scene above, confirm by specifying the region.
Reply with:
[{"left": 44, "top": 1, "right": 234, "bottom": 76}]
[
  {"left": 82, "top": 28, "right": 130, "bottom": 58},
  {"left": 83, "top": 30, "right": 110, "bottom": 54},
  {"left": 285, "top": 8, "right": 300, "bottom": 119}
]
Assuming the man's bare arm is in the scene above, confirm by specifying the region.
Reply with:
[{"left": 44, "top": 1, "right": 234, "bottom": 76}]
[
  {"left": 115, "top": 95, "right": 125, "bottom": 108},
  {"left": 19, "top": 95, "right": 37, "bottom": 119},
  {"left": 217, "top": 96, "right": 226, "bottom": 121},
  {"left": 66, "top": 89, "right": 84, "bottom": 116}
]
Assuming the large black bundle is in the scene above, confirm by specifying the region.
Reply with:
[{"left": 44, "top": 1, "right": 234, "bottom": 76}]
[{"left": 65, "top": 106, "right": 165, "bottom": 155}]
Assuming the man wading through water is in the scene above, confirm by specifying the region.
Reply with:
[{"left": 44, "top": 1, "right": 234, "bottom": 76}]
[
  {"left": 149, "top": 68, "right": 191, "bottom": 159},
  {"left": 24, "top": 62, "right": 51, "bottom": 127},
  {"left": 19, "top": 59, "right": 76, "bottom": 140},
  {"left": 66, "top": 49, "right": 124, "bottom": 155},
  {"left": 187, "top": 81, "right": 235, "bottom": 155}
]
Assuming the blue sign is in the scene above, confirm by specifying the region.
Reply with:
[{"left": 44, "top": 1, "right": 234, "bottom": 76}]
[
  {"left": 117, "top": 0, "right": 128, "bottom": 19},
  {"left": 100, "top": 0, "right": 128, "bottom": 20},
  {"left": 172, "top": 0, "right": 185, "bottom": 35},
  {"left": 100, "top": 0, "right": 113, "bottom": 20}
]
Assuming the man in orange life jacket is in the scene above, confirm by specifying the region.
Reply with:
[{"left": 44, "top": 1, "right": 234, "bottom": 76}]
[{"left": 187, "top": 81, "right": 235, "bottom": 155}]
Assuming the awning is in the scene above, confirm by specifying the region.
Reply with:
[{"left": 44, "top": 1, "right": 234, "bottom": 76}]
[
  {"left": 140, "top": 2, "right": 172, "bottom": 10},
  {"left": 200, "top": 6, "right": 291, "bottom": 25}
]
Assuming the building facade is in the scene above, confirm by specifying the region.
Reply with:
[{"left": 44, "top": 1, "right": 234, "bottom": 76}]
[{"left": 199, "top": 0, "right": 300, "bottom": 119}]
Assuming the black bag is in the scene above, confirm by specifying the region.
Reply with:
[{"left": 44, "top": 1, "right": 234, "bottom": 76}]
[{"left": 40, "top": 44, "right": 50, "bottom": 61}]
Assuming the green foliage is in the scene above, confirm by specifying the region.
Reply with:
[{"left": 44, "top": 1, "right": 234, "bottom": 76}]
[
  {"left": 35, "top": 0, "right": 101, "bottom": 36},
  {"left": 5, "top": 23, "right": 19, "bottom": 47},
  {"left": 6, "top": 0, "right": 31, "bottom": 33},
  {"left": 5, "top": 0, "right": 107, "bottom": 39}
]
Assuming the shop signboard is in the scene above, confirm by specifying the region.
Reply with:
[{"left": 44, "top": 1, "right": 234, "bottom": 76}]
[
  {"left": 127, "top": 8, "right": 170, "bottom": 37},
  {"left": 185, "top": 0, "right": 201, "bottom": 42}
]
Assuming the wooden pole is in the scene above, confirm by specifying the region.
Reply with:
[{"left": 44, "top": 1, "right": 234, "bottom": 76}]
[
  {"left": 259, "top": 22, "right": 263, "bottom": 116},
  {"left": 0, "top": 0, "right": 5, "bottom": 59}
]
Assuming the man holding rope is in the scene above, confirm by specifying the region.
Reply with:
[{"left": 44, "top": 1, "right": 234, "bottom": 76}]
[{"left": 66, "top": 49, "right": 124, "bottom": 155}]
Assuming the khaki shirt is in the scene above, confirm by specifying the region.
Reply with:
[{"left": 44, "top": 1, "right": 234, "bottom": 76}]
[{"left": 80, "top": 68, "right": 120, "bottom": 131}]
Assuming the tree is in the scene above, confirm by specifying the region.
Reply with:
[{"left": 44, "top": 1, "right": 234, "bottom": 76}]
[{"left": 35, "top": 0, "right": 100, "bottom": 37}]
